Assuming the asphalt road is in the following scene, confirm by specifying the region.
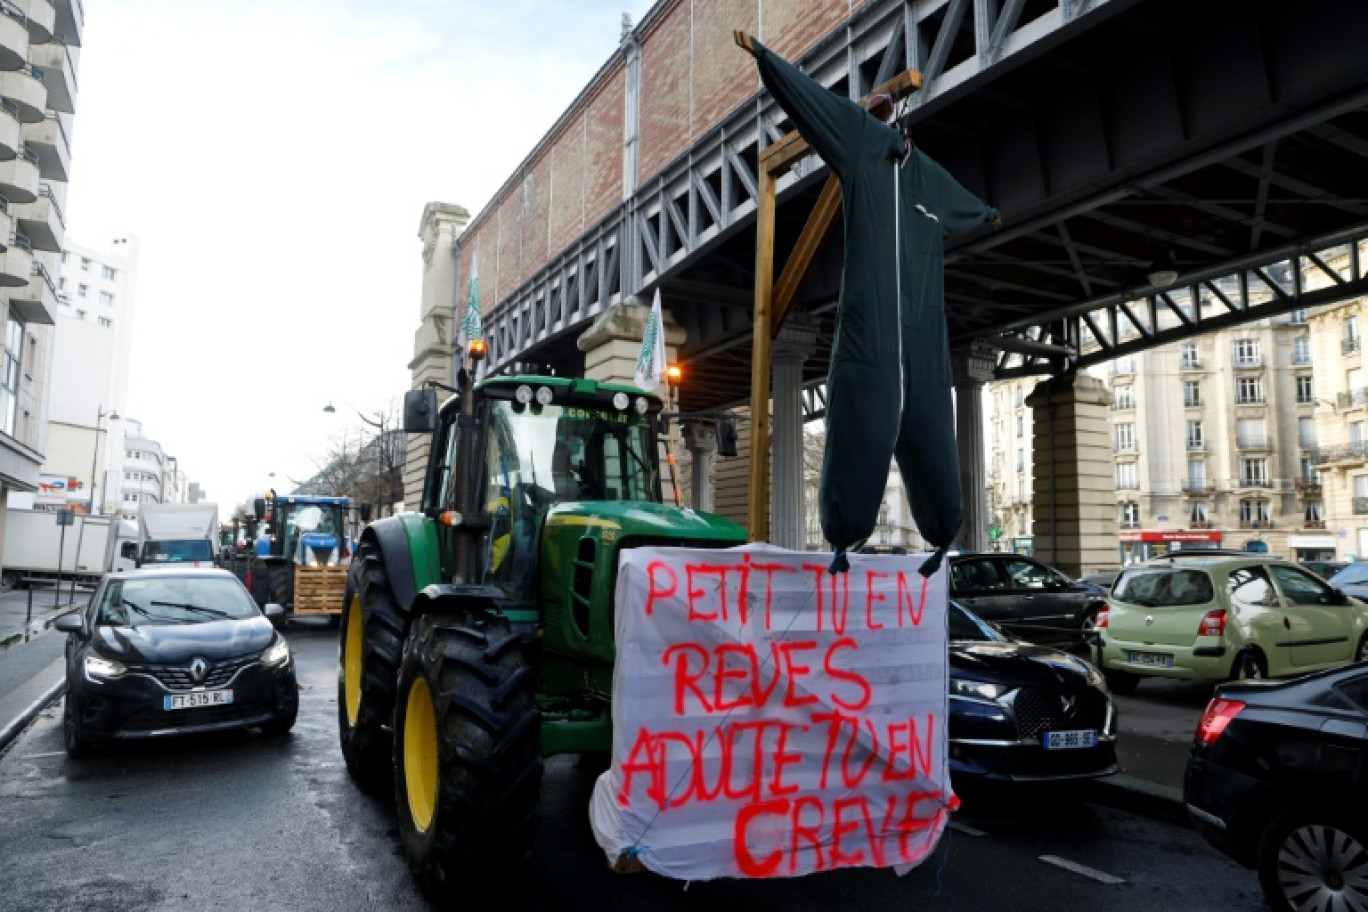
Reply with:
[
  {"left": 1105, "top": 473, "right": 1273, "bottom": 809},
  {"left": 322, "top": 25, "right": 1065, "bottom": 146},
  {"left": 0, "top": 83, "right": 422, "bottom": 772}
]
[{"left": 0, "top": 612, "right": 1268, "bottom": 911}]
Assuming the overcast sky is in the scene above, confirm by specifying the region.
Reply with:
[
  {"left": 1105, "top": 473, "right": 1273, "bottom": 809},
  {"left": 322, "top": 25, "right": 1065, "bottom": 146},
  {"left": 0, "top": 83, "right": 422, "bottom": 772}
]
[{"left": 64, "top": 0, "right": 657, "bottom": 509}]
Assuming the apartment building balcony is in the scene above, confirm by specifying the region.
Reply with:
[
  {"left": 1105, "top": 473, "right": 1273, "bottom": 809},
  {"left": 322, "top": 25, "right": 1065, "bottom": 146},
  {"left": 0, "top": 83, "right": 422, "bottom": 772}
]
[
  {"left": 29, "top": 39, "right": 74, "bottom": 113},
  {"left": 1186, "top": 441, "right": 1207, "bottom": 452},
  {"left": 1110, "top": 401, "right": 1134, "bottom": 411},
  {"left": 0, "top": 66, "right": 45, "bottom": 124},
  {"left": 1234, "top": 396, "right": 1267, "bottom": 406},
  {"left": 14, "top": 181, "right": 61, "bottom": 250},
  {"left": 0, "top": 146, "right": 39, "bottom": 202},
  {"left": 1336, "top": 388, "right": 1368, "bottom": 410},
  {"left": 0, "top": 231, "right": 31, "bottom": 286},
  {"left": 1294, "top": 478, "right": 1323, "bottom": 495},
  {"left": 1240, "top": 519, "right": 1274, "bottom": 530},
  {"left": 23, "top": 0, "right": 55, "bottom": 45},
  {"left": 8, "top": 256, "right": 54, "bottom": 323},
  {"left": 1236, "top": 435, "right": 1271, "bottom": 451},
  {"left": 1182, "top": 481, "right": 1217, "bottom": 495},
  {"left": 1236, "top": 479, "right": 1274, "bottom": 490},
  {"left": 1119, "top": 521, "right": 1141, "bottom": 530},
  {"left": 1304, "top": 519, "right": 1327, "bottom": 529},
  {"left": 0, "top": 99, "right": 18, "bottom": 161},
  {"left": 1345, "top": 337, "right": 1362, "bottom": 356},
  {"left": 1180, "top": 359, "right": 1204, "bottom": 372},
  {"left": 1113, "top": 444, "right": 1138, "bottom": 455},
  {"left": 21, "top": 111, "right": 68, "bottom": 181},
  {"left": 1314, "top": 442, "right": 1368, "bottom": 466},
  {"left": 1232, "top": 357, "right": 1264, "bottom": 370},
  {"left": 1189, "top": 520, "right": 1215, "bottom": 529},
  {"left": 54, "top": 0, "right": 80, "bottom": 49},
  {"left": 1183, "top": 397, "right": 1203, "bottom": 408},
  {"left": 0, "top": 4, "right": 29, "bottom": 71},
  {"left": 1292, "top": 353, "right": 1312, "bottom": 366}
]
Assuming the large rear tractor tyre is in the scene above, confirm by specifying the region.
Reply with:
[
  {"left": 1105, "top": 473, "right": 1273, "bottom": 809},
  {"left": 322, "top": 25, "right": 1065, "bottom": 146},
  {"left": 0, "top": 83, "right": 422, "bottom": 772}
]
[
  {"left": 337, "top": 542, "right": 406, "bottom": 796},
  {"left": 393, "top": 611, "right": 543, "bottom": 902},
  {"left": 265, "top": 562, "right": 295, "bottom": 626}
]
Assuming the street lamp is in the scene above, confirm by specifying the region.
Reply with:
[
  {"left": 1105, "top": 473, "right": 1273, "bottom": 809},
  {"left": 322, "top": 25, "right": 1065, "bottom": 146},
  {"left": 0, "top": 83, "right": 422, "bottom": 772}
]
[{"left": 88, "top": 405, "right": 120, "bottom": 515}]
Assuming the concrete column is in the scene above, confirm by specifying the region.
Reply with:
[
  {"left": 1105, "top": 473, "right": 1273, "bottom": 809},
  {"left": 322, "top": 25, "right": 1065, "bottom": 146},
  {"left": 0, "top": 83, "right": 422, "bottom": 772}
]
[
  {"left": 771, "top": 320, "right": 818, "bottom": 550},
  {"left": 681, "top": 421, "right": 717, "bottom": 513},
  {"left": 1025, "top": 372, "right": 1116, "bottom": 577},
  {"left": 951, "top": 340, "right": 997, "bottom": 553},
  {"left": 406, "top": 201, "right": 470, "bottom": 511}
]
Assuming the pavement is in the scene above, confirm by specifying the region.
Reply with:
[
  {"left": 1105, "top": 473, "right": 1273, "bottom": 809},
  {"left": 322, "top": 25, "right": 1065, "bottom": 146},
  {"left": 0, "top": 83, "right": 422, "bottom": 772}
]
[{"left": 0, "top": 582, "right": 1191, "bottom": 826}]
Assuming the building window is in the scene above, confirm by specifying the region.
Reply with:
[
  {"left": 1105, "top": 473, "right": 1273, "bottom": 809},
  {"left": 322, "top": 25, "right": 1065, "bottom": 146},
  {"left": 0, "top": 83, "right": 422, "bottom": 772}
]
[
  {"left": 1114, "top": 384, "right": 1134, "bottom": 409},
  {"left": 77, "top": 283, "right": 87, "bottom": 298},
  {"left": 1296, "top": 375, "right": 1314, "bottom": 404},
  {"left": 1299, "top": 417, "right": 1317, "bottom": 448},
  {"left": 1353, "top": 421, "right": 1366, "bottom": 446},
  {"left": 1240, "top": 499, "right": 1271, "bottom": 527},
  {"left": 79, "top": 257, "right": 90, "bottom": 271},
  {"left": 99, "top": 291, "right": 113, "bottom": 306},
  {"left": 1183, "top": 381, "right": 1201, "bottom": 407},
  {"left": 0, "top": 316, "right": 21, "bottom": 436},
  {"left": 1233, "top": 338, "right": 1261, "bottom": 367},
  {"left": 1115, "top": 423, "right": 1136, "bottom": 453},
  {"left": 1190, "top": 500, "right": 1209, "bottom": 526},
  {"left": 1301, "top": 457, "right": 1316, "bottom": 482},
  {"left": 1186, "top": 420, "right": 1205, "bottom": 450},
  {"left": 97, "top": 316, "right": 112, "bottom": 328},
  {"left": 1016, "top": 447, "right": 1025, "bottom": 473},
  {"left": 1240, "top": 458, "right": 1269, "bottom": 487},
  {"left": 1306, "top": 500, "right": 1325, "bottom": 528},
  {"left": 1346, "top": 317, "right": 1361, "bottom": 355},
  {"left": 1120, "top": 502, "right": 1140, "bottom": 529},
  {"left": 75, "top": 309, "right": 85, "bottom": 319},
  {"left": 1186, "top": 459, "right": 1207, "bottom": 490},
  {"left": 1236, "top": 418, "right": 1267, "bottom": 449},
  {"left": 1355, "top": 475, "right": 1368, "bottom": 515},
  {"left": 1111, "top": 355, "right": 1135, "bottom": 374},
  {"left": 101, "top": 265, "right": 117, "bottom": 281},
  {"left": 1289, "top": 308, "right": 1308, "bottom": 324},
  {"left": 1293, "top": 336, "right": 1311, "bottom": 365},
  {"left": 57, "top": 277, "right": 65, "bottom": 290},
  {"left": 1015, "top": 414, "right": 1023, "bottom": 438},
  {"left": 1181, "top": 342, "right": 1201, "bottom": 370},
  {"left": 1236, "top": 376, "right": 1264, "bottom": 404},
  {"left": 1117, "top": 462, "right": 1137, "bottom": 490}
]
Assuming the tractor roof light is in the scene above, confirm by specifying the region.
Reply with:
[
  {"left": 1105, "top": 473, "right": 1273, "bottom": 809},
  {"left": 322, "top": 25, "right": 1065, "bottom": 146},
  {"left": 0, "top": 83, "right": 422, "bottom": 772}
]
[
  {"left": 666, "top": 365, "right": 682, "bottom": 383},
  {"left": 535, "top": 386, "right": 554, "bottom": 406},
  {"left": 515, "top": 385, "right": 534, "bottom": 404},
  {"left": 634, "top": 396, "right": 649, "bottom": 414},
  {"left": 612, "top": 392, "right": 630, "bottom": 410}
]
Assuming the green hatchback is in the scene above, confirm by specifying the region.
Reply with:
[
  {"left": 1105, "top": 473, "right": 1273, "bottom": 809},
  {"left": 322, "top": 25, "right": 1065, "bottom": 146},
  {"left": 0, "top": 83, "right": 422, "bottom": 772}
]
[{"left": 1094, "top": 555, "right": 1368, "bottom": 694}]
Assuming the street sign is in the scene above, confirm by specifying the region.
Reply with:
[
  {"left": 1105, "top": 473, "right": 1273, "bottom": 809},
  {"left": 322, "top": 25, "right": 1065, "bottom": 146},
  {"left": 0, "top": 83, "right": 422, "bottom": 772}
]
[{"left": 56, "top": 509, "right": 74, "bottom": 526}]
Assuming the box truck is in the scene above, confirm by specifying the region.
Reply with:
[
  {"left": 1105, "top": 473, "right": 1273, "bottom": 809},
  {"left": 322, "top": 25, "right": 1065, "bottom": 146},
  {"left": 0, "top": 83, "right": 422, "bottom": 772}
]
[
  {"left": 0, "top": 509, "right": 139, "bottom": 589},
  {"left": 136, "top": 502, "right": 219, "bottom": 566}
]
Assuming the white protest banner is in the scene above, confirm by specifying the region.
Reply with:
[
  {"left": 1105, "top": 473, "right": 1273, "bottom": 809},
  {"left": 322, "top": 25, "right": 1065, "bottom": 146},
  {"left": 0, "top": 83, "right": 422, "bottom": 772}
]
[{"left": 590, "top": 543, "right": 952, "bottom": 881}]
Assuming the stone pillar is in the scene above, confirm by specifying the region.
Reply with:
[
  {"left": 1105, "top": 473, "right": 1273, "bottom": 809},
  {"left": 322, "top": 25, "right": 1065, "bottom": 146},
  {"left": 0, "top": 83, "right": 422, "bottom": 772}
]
[
  {"left": 951, "top": 340, "right": 997, "bottom": 553},
  {"left": 681, "top": 421, "right": 717, "bottom": 512},
  {"left": 771, "top": 320, "right": 818, "bottom": 550},
  {"left": 1025, "top": 372, "right": 1116, "bottom": 577},
  {"left": 406, "top": 202, "right": 470, "bottom": 511}
]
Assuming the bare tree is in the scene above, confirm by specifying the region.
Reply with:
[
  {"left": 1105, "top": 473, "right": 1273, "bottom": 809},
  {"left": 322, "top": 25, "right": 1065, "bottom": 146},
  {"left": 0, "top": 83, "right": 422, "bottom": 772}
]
[{"left": 303, "top": 401, "right": 405, "bottom": 517}]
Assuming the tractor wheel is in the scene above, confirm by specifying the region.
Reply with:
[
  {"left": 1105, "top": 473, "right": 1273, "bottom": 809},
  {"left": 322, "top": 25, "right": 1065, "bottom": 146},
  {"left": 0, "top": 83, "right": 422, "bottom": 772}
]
[
  {"left": 337, "top": 542, "right": 406, "bottom": 795},
  {"left": 393, "top": 611, "right": 543, "bottom": 902},
  {"left": 266, "top": 562, "right": 294, "bottom": 623}
]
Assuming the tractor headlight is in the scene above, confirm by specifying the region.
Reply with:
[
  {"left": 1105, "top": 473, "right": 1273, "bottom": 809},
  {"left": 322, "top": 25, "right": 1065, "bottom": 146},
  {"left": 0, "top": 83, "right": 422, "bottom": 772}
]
[
  {"left": 262, "top": 637, "right": 291, "bottom": 667},
  {"left": 612, "top": 392, "right": 630, "bottom": 410},
  {"left": 515, "top": 385, "right": 533, "bottom": 404},
  {"left": 84, "top": 653, "right": 127, "bottom": 681},
  {"left": 535, "top": 386, "right": 554, "bottom": 406},
  {"left": 634, "top": 396, "right": 649, "bottom": 414}
]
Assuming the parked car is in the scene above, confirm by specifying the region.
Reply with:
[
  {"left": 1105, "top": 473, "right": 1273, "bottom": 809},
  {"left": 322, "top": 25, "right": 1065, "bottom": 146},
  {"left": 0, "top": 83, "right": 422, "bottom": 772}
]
[
  {"left": 1183, "top": 662, "right": 1368, "bottom": 912},
  {"left": 947, "top": 599, "right": 1118, "bottom": 789},
  {"left": 54, "top": 566, "right": 298, "bottom": 758},
  {"left": 947, "top": 552, "right": 1108, "bottom": 646},
  {"left": 1095, "top": 554, "right": 1368, "bottom": 694},
  {"left": 1328, "top": 561, "right": 1368, "bottom": 601},
  {"left": 1300, "top": 559, "right": 1348, "bottom": 581}
]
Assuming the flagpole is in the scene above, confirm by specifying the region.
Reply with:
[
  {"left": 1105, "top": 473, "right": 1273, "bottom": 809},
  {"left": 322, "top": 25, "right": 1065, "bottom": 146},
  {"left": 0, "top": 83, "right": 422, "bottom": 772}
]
[{"left": 664, "top": 376, "right": 681, "bottom": 507}]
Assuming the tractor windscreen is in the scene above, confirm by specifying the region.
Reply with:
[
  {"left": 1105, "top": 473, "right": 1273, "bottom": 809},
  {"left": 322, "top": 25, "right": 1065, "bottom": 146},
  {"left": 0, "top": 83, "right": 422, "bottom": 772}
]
[{"left": 481, "top": 399, "right": 660, "bottom": 599}]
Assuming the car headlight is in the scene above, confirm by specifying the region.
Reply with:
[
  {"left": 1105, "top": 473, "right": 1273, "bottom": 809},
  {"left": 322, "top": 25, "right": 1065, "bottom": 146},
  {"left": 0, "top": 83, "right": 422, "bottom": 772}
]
[
  {"left": 262, "top": 637, "right": 291, "bottom": 667},
  {"left": 949, "top": 678, "right": 1010, "bottom": 701},
  {"left": 84, "top": 654, "right": 127, "bottom": 680}
]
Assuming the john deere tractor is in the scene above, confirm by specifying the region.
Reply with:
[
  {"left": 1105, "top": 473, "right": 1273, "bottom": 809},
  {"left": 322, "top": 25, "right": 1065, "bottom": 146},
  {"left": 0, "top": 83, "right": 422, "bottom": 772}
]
[{"left": 338, "top": 372, "right": 746, "bottom": 899}]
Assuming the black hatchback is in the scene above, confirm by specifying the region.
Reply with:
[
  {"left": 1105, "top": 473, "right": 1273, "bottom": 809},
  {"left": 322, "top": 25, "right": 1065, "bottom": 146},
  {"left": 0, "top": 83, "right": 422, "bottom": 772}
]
[
  {"left": 54, "top": 567, "right": 299, "bottom": 758},
  {"left": 948, "top": 552, "right": 1108, "bottom": 647},
  {"left": 1183, "top": 663, "right": 1368, "bottom": 912}
]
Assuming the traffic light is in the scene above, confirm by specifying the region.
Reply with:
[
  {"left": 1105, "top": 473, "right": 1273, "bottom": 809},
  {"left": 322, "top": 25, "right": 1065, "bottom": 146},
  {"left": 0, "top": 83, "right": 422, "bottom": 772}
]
[{"left": 988, "top": 526, "right": 1002, "bottom": 541}]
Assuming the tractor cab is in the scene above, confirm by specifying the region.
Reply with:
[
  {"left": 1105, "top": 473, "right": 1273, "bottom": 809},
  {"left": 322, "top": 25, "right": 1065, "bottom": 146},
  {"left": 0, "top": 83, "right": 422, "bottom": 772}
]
[{"left": 256, "top": 495, "right": 351, "bottom": 567}]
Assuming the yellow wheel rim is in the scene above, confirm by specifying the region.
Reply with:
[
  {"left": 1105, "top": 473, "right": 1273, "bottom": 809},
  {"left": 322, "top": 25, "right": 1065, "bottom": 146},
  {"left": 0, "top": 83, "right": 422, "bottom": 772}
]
[
  {"left": 404, "top": 676, "right": 439, "bottom": 833},
  {"left": 343, "top": 593, "right": 363, "bottom": 727}
]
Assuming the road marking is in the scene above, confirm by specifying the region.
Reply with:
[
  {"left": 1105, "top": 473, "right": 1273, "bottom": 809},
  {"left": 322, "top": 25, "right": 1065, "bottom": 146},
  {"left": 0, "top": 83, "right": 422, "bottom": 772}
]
[
  {"left": 1039, "top": 855, "right": 1126, "bottom": 884},
  {"left": 950, "top": 822, "right": 986, "bottom": 837}
]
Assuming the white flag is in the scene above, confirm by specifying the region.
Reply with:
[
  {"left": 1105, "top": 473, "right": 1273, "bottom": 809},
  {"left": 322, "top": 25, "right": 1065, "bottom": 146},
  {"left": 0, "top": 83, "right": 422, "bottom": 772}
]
[
  {"left": 634, "top": 289, "right": 667, "bottom": 391},
  {"left": 458, "top": 253, "right": 482, "bottom": 353}
]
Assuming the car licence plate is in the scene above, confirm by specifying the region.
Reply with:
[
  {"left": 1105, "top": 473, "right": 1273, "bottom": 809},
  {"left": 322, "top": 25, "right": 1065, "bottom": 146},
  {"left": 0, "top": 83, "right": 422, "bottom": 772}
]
[
  {"left": 1043, "top": 729, "right": 1098, "bottom": 750},
  {"left": 164, "top": 690, "right": 233, "bottom": 710},
  {"left": 1126, "top": 651, "right": 1174, "bottom": 668}
]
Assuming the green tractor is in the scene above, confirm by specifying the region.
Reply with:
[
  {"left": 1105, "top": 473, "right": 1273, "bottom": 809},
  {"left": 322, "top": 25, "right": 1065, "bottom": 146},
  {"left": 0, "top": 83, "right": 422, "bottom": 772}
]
[{"left": 338, "top": 372, "right": 746, "bottom": 898}]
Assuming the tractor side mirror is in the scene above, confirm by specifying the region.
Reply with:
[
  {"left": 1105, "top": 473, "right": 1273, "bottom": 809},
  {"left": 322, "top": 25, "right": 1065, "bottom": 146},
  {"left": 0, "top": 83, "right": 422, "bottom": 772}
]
[
  {"left": 716, "top": 417, "right": 738, "bottom": 458},
  {"left": 254, "top": 498, "right": 266, "bottom": 521},
  {"left": 404, "top": 388, "right": 438, "bottom": 433}
]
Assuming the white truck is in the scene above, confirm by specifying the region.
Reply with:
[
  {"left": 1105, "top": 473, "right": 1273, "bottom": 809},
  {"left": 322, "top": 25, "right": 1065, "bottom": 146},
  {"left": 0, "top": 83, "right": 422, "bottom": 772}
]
[
  {"left": 136, "top": 502, "right": 219, "bottom": 567},
  {"left": 0, "top": 509, "right": 139, "bottom": 589}
]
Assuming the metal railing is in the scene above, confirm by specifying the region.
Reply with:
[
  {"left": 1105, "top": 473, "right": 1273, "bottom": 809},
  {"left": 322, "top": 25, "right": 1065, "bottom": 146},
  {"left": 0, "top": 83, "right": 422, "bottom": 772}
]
[
  {"left": 1344, "top": 337, "right": 1361, "bottom": 355},
  {"left": 1294, "top": 478, "right": 1323, "bottom": 493},
  {"left": 1181, "top": 481, "right": 1216, "bottom": 494},
  {"left": 1315, "top": 442, "right": 1368, "bottom": 463},
  {"left": 1240, "top": 519, "right": 1274, "bottom": 529},
  {"left": 1236, "top": 436, "right": 1270, "bottom": 449},
  {"left": 1354, "top": 497, "right": 1368, "bottom": 515},
  {"left": 1336, "top": 388, "right": 1368, "bottom": 409}
]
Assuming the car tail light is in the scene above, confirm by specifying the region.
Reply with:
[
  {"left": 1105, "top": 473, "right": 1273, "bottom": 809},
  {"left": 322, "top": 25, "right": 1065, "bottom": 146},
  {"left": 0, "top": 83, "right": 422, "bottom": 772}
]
[
  {"left": 1096, "top": 605, "right": 1110, "bottom": 628},
  {"left": 1198, "top": 609, "right": 1227, "bottom": 636},
  {"left": 1194, "top": 697, "right": 1244, "bottom": 744}
]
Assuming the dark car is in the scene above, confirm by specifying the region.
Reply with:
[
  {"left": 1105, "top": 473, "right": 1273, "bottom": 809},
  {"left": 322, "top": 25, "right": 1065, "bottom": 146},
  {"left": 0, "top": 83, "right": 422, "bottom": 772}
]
[
  {"left": 948, "top": 552, "right": 1108, "bottom": 646},
  {"left": 54, "top": 566, "right": 298, "bottom": 758},
  {"left": 1328, "top": 561, "right": 1368, "bottom": 601},
  {"left": 1301, "top": 559, "right": 1348, "bottom": 581},
  {"left": 1183, "top": 663, "right": 1368, "bottom": 912},
  {"left": 948, "top": 600, "right": 1118, "bottom": 789}
]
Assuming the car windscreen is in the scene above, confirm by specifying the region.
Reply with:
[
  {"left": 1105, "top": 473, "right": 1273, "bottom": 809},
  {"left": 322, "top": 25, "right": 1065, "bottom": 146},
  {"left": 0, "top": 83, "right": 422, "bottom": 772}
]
[
  {"left": 98, "top": 577, "right": 260, "bottom": 625},
  {"left": 140, "top": 539, "right": 216, "bottom": 563},
  {"left": 1111, "top": 568, "right": 1214, "bottom": 607}
]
